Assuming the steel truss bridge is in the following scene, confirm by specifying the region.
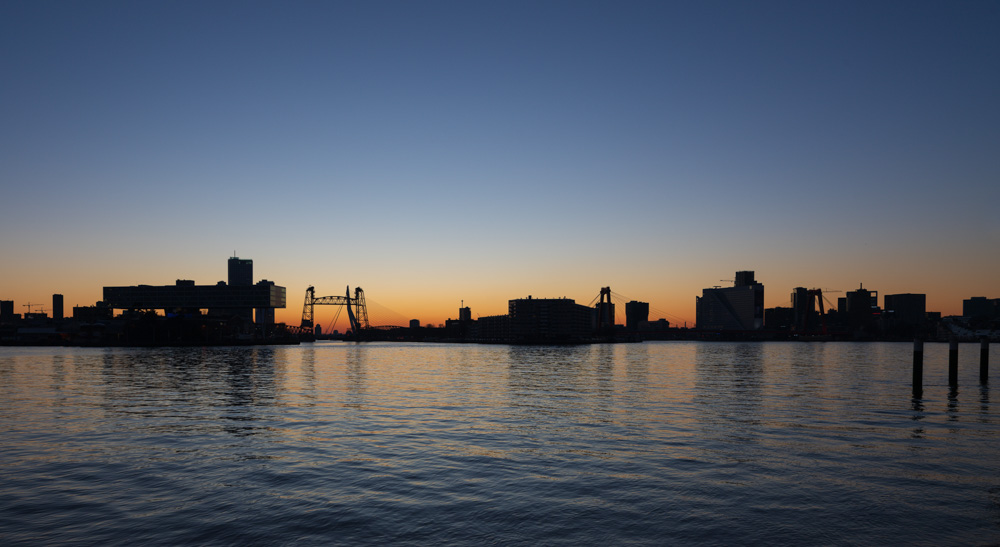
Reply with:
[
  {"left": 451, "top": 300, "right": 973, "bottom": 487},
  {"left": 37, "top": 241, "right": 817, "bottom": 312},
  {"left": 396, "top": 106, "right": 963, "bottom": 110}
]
[
  {"left": 300, "top": 286, "right": 404, "bottom": 338},
  {"left": 300, "top": 285, "right": 371, "bottom": 335}
]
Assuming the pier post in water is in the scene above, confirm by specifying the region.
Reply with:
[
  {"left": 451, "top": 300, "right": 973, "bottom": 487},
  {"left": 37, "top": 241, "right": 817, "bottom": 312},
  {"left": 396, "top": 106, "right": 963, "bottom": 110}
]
[
  {"left": 949, "top": 337, "right": 959, "bottom": 387},
  {"left": 912, "top": 338, "right": 923, "bottom": 396},
  {"left": 982, "top": 337, "right": 990, "bottom": 385}
]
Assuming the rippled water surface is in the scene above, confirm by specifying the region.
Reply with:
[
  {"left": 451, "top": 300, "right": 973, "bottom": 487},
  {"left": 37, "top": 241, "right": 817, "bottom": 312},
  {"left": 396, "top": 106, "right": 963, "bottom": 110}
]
[{"left": 1, "top": 341, "right": 998, "bottom": 545}]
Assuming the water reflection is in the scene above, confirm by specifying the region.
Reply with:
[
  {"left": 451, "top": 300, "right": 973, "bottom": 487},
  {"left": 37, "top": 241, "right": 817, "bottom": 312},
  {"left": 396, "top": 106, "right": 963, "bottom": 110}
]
[
  {"left": 344, "top": 344, "right": 367, "bottom": 409},
  {"left": 980, "top": 386, "right": 991, "bottom": 423},
  {"left": 622, "top": 342, "right": 650, "bottom": 386},
  {"left": 91, "top": 347, "right": 282, "bottom": 441},
  {"left": 693, "top": 343, "right": 765, "bottom": 463},
  {"left": 297, "top": 345, "right": 318, "bottom": 406},
  {"left": 947, "top": 386, "right": 960, "bottom": 422},
  {"left": 910, "top": 398, "right": 925, "bottom": 439},
  {"left": 2, "top": 343, "right": 999, "bottom": 546},
  {"left": 218, "top": 347, "right": 278, "bottom": 438}
]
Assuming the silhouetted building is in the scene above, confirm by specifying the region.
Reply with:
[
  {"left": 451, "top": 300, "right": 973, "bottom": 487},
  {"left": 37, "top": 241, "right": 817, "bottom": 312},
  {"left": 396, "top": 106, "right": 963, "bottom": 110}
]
[
  {"left": 73, "top": 302, "right": 113, "bottom": 322},
  {"left": 103, "top": 258, "right": 285, "bottom": 328},
  {"left": 104, "top": 279, "right": 286, "bottom": 320},
  {"left": 52, "top": 294, "right": 64, "bottom": 321},
  {"left": 789, "top": 287, "right": 828, "bottom": 333},
  {"left": 765, "top": 307, "right": 794, "bottom": 331},
  {"left": 884, "top": 294, "right": 925, "bottom": 325},
  {"left": 509, "top": 296, "right": 592, "bottom": 343},
  {"left": 254, "top": 280, "right": 279, "bottom": 325},
  {"left": 625, "top": 301, "right": 649, "bottom": 331},
  {"left": 791, "top": 287, "right": 810, "bottom": 330},
  {"left": 409, "top": 319, "right": 421, "bottom": 329},
  {"left": 735, "top": 270, "right": 756, "bottom": 287},
  {"left": 0, "top": 300, "right": 13, "bottom": 321},
  {"left": 883, "top": 293, "right": 926, "bottom": 338},
  {"left": 228, "top": 257, "right": 254, "bottom": 324},
  {"left": 696, "top": 271, "right": 764, "bottom": 331},
  {"left": 477, "top": 314, "right": 510, "bottom": 342},
  {"left": 963, "top": 297, "right": 999, "bottom": 319},
  {"left": 594, "top": 300, "right": 615, "bottom": 330},
  {"left": 459, "top": 306, "right": 472, "bottom": 322},
  {"left": 228, "top": 257, "right": 253, "bottom": 287},
  {"left": 844, "top": 284, "right": 879, "bottom": 335}
]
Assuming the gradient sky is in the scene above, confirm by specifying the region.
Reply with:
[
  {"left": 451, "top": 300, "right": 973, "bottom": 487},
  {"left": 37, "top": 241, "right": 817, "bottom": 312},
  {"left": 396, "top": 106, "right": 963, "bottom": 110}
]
[{"left": 2, "top": 0, "right": 998, "bottom": 328}]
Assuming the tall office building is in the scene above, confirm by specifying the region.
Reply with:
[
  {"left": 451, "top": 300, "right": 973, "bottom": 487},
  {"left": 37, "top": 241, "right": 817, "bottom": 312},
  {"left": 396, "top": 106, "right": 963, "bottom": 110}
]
[
  {"left": 52, "top": 294, "right": 64, "bottom": 321},
  {"left": 696, "top": 271, "right": 764, "bottom": 331},
  {"left": 625, "top": 301, "right": 649, "bottom": 331},
  {"left": 228, "top": 257, "right": 253, "bottom": 287},
  {"left": 0, "top": 300, "right": 13, "bottom": 321},
  {"left": 228, "top": 256, "right": 254, "bottom": 324},
  {"left": 883, "top": 294, "right": 925, "bottom": 326},
  {"left": 845, "top": 284, "right": 879, "bottom": 331}
]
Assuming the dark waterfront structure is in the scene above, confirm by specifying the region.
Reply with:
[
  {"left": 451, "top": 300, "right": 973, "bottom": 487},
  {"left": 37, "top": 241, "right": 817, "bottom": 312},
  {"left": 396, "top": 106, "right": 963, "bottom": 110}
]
[
  {"left": 72, "top": 302, "right": 113, "bottom": 322},
  {"left": 476, "top": 314, "right": 510, "bottom": 343},
  {"left": 508, "top": 296, "right": 593, "bottom": 343},
  {"left": 228, "top": 257, "right": 253, "bottom": 287},
  {"left": 964, "top": 297, "right": 1000, "bottom": 319},
  {"left": 883, "top": 293, "right": 927, "bottom": 338},
  {"left": 841, "top": 284, "right": 880, "bottom": 337},
  {"left": 0, "top": 300, "right": 13, "bottom": 322},
  {"left": 103, "top": 279, "right": 286, "bottom": 323},
  {"left": 765, "top": 306, "right": 793, "bottom": 331},
  {"left": 625, "top": 300, "right": 649, "bottom": 331},
  {"left": 228, "top": 256, "right": 254, "bottom": 323},
  {"left": 696, "top": 271, "right": 764, "bottom": 331},
  {"left": 102, "top": 256, "right": 286, "bottom": 337},
  {"left": 52, "top": 294, "right": 64, "bottom": 321}
]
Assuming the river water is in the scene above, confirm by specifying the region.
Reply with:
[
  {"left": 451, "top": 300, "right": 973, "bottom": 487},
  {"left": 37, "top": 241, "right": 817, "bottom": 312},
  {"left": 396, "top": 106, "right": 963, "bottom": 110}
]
[{"left": 1, "top": 341, "right": 998, "bottom": 545}]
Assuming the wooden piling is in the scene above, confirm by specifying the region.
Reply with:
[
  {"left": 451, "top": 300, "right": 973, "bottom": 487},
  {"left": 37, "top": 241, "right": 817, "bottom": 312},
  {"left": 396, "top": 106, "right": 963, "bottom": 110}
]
[
  {"left": 981, "top": 337, "right": 990, "bottom": 385},
  {"left": 949, "top": 337, "right": 959, "bottom": 386},
  {"left": 912, "top": 338, "right": 923, "bottom": 395}
]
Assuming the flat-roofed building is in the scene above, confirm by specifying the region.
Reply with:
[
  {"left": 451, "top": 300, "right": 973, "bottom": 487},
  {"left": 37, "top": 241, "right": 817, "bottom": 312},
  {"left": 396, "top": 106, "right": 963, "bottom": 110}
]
[
  {"left": 103, "top": 279, "right": 286, "bottom": 321},
  {"left": 696, "top": 271, "right": 764, "bottom": 331},
  {"left": 625, "top": 301, "right": 649, "bottom": 331},
  {"left": 964, "top": 297, "right": 999, "bottom": 319},
  {"left": 508, "top": 296, "right": 592, "bottom": 343},
  {"left": 103, "top": 257, "right": 285, "bottom": 326},
  {"left": 884, "top": 293, "right": 926, "bottom": 325}
]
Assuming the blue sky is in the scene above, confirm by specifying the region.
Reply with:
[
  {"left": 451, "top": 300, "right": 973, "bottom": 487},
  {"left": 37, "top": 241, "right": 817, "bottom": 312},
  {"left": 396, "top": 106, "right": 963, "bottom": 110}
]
[{"left": 2, "top": 1, "right": 998, "bottom": 325}]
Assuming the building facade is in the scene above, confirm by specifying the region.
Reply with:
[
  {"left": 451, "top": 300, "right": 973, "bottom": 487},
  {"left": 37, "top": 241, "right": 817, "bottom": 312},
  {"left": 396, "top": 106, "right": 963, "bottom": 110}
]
[
  {"left": 103, "top": 257, "right": 285, "bottom": 327},
  {"left": 508, "top": 296, "right": 593, "bottom": 343},
  {"left": 696, "top": 271, "right": 764, "bottom": 331},
  {"left": 964, "top": 297, "right": 999, "bottom": 319},
  {"left": 625, "top": 301, "right": 649, "bottom": 331}
]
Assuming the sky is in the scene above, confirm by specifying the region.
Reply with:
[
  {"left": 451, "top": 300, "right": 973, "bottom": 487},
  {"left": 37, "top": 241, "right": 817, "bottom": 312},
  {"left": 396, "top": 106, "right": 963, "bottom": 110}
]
[{"left": 2, "top": 0, "right": 998, "bottom": 328}]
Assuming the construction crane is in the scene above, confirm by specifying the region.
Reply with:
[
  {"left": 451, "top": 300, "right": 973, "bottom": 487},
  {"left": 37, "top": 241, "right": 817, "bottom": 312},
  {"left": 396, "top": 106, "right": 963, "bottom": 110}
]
[
  {"left": 300, "top": 286, "right": 370, "bottom": 334},
  {"left": 22, "top": 303, "right": 46, "bottom": 315}
]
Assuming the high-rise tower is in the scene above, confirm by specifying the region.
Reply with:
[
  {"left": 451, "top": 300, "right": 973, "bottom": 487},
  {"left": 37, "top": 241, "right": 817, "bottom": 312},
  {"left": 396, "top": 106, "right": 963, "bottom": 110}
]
[{"left": 228, "top": 256, "right": 253, "bottom": 286}]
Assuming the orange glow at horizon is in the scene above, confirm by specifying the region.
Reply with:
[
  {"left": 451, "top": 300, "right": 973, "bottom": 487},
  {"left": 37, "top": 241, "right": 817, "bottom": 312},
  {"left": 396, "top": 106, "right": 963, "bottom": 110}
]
[{"left": 0, "top": 256, "right": 983, "bottom": 329}]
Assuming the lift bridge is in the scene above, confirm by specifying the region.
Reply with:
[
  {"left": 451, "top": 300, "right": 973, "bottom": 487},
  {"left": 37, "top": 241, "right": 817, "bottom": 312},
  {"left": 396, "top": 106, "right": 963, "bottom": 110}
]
[
  {"left": 300, "top": 285, "right": 370, "bottom": 335},
  {"left": 300, "top": 286, "right": 404, "bottom": 338}
]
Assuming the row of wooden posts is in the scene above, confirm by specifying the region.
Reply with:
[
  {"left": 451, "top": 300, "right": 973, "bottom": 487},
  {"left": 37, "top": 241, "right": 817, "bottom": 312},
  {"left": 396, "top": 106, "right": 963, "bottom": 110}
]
[{"left": 912, "top": 337, "right": 990, "bottom": 394}]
